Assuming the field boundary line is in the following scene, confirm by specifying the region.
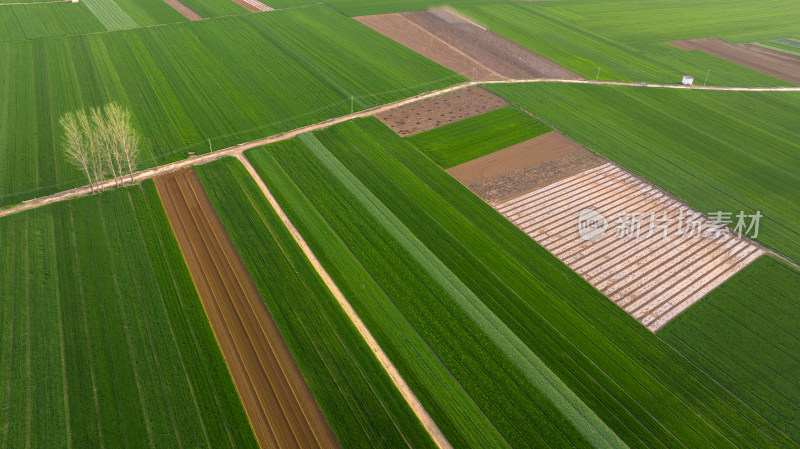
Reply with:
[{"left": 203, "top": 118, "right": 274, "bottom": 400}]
[
  {"left": 50, "top": 213, "right": 72, "bottom": 448},
  {"left": 95, "top": 197, "right": 156, "bottom": 447},
  {"left": 67, "top": 205, "right": 106, "bottom": 449},
  {"left": 24, "top": 217, "right": 30, "bottom": 449},
  {"left": 0, "top": 216, "right": 15, "bottom": 449},
  {"left": 236, "top": 153, "right": 454, "bottom": 449}
]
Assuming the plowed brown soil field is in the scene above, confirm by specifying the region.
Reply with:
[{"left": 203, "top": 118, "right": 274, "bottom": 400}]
[
  {"left": 448, "top": 131, "right": 603, "bottom": 204},
  {"left": 155, "top": 169, "right": 339, "bottom": 449},
  {"left": 376, "top": 86, "right": 508, "bottom": 135},
  {"left": 357, "top": 9, "right": 581, "bottom": 80},
  {"left": 670, "top": 38, "right": 800, "bottom": 84},
  {"left": 163, "top": 0, "right": 202, "bottom": 20}
]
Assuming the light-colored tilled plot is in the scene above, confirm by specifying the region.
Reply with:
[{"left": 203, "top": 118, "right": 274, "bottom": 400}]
[
  {"left": 496, "top": 163, "right": 763, "bottom": 331},
  {"left": 155, "top": 169, "right": 340, "bottom": 449},
  {"left": 232, "top": 0, "right": 273, "bottom": 12}
]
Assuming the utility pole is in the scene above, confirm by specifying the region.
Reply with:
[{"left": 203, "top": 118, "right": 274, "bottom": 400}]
[
  {"left": 208, "top": 138, "right": 212, "bottom": 152},
  {"left": 703, "top": 69, "right": 710, "bottom": 86},
  {"left": 351, "top": 96, "right": 354, "bottom": 114},
  {"left": 595, "top": 67, "right": 600, "bottom": 82}
]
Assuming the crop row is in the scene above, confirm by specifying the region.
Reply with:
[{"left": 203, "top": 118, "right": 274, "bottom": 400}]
[
  {"left": 259, "top": 116, "right": 795, "bottom": 448},
  {"left": 661, "top": 256, "right": 800, "bottom": 443},
  {"left": 488, "top": 83, "right": 800, "bottom": 263},
  {"left": 195, "top": 157, "right": 439, "bottom": 448},
  {"left": 0, "top": 5, "right": 461, "bottom": 206},
  {"left": 407, "top": 106, "right": 551, "bottom": 168},
  {"left": 0, "top": 183, "right": 258, "bottom": 447}
]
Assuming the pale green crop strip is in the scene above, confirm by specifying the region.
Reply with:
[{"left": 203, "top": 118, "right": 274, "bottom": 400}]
[
  {"left": 81, "top": 0, "right": 138, "bottom": 30},
  {"left": 299, "top": 132, "right": 628, "bottom": 449}
]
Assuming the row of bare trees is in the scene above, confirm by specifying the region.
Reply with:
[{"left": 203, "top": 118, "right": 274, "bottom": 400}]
[{"left": 60, "top": 103, "right": 140, "bottom": 193}]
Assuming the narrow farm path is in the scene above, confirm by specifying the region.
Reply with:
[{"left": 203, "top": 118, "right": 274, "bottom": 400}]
[{"left": 236, "top": 154, "right": 454, "bottom": 449}]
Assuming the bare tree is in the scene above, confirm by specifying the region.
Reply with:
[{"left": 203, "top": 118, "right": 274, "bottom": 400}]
[
  {"left": 106, "top": 103, "right": 140, "bottom": 183},
  {"left": 76, "top": 109, "right": 106, "bottom": 192},
  {"left": 60, "top": 112, "right": 95, "bottom": 194},
  {"left": 122, "top": 126, "right": 140, "bottom": 183},
  {"left": 60, "top": 103, "right": 140, "bottom": 192},
  {"left": 91, "top": 107, "right": 121, "bottom": 187}
]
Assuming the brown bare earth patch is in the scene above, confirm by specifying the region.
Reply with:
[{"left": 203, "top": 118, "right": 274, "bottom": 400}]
[
  {"left": 448, "top": 131, "right": 604, "bottom": 204},
  {"left": 739, "top": 43, "right": 800, "bottom": 64},
  {"left": 670, "top": 38, "right": 800, "bottom": 84},
  {"left": 356, "top": 13, "right": 499, "bottom": 79},
  {"left": 376, "top": 86, "right": 508, "bottom": 136},
  {"left": 356, "top": 9, "right": 581, "bottom": 80},
  {"left": 155, "top": 169, "right": 339, "bottom": 449},
  {"left": 162, "top": 0, "right": 203, "bottom": 20}
]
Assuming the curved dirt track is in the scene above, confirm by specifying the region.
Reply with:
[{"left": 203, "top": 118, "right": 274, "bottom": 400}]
[{"left": 155, "top": 169, "right": 340, "bottom": 449}]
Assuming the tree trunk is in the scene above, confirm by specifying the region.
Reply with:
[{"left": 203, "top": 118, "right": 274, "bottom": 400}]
[{"left": 85, "top": 167, "right": 95, "bottom": 194}]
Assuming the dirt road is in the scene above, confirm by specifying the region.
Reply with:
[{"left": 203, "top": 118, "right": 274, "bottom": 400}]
[
  {"left": 3, "top": 78, "right": 799, "bottom": 222},
  {"left": 155, "top": 169, "right": 340, "bottom": 449}
]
